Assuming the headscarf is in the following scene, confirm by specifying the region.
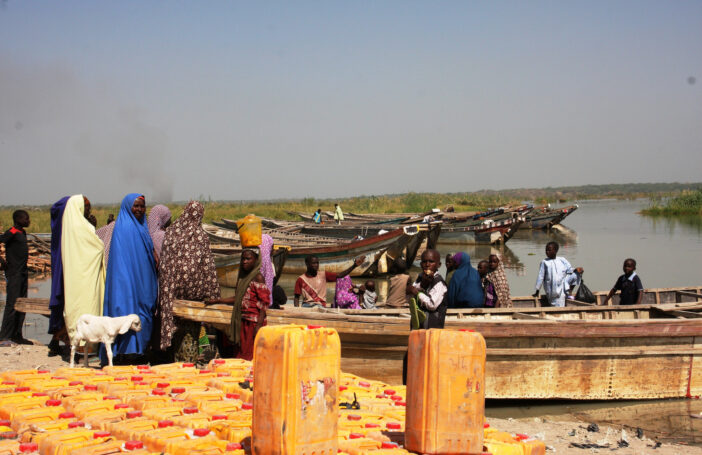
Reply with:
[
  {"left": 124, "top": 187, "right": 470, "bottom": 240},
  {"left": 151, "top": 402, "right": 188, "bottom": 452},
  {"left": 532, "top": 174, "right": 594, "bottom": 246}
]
[
  {"left": 259, "top": 234, "right": 275, "bottom": 294},
  {"left": 103, "top": 193, "right": 158, "bottom": 358},
  {"left": 147, "top": 204, "right": 171, "bottom": 258},
  {"left": 447, "top": 252, "right": 484, "bottom": 308},
  {"left": 227, "top": 249, "right": 261, "bottom": 344},
  {"left": 48, "top": 196, "right": 70, "bottom": 334},
  {"left": 158, "top": 201, "right": 220, "bottom": 350},
  {"left": 486, "top": 256, "right": 512, "bottom": 308},
  {"left": 334, "top": 275, "right": 361, "bottom": 309},
  {"left": 61, "top": 195, "right": 106, "bottom": 340},
  {"left": 96, "top": 222, "right": 115, "bottom": 267}
]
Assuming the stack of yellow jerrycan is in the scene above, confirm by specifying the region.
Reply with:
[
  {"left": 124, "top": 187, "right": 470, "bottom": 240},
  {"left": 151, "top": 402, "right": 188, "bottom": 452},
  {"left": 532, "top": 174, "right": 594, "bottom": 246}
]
[{"left": 0, "top": 325, "right": 546, "bottom": 454}]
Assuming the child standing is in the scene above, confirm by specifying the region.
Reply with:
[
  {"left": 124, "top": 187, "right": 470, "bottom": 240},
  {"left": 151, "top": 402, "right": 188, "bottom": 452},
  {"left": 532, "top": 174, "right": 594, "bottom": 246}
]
[
  {"left": 360, "top": 280, "right": 377, "bottom": 309},
  {"left": 603, "top": 258, "right": 644, "bottom": 305},
  {"left": 478, "top": 260, "right": 497, "bottom": 308},
  {"left": 532, "top": 241, "right": 583, "bottom": 307}
]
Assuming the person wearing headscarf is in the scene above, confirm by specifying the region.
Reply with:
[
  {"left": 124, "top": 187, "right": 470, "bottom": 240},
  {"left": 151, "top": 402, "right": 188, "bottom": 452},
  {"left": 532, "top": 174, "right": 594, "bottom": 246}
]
[
  {"left": 147, "top": 205, "right": 171, "bottom": 259},
  {"left": 47, "top": 196, "right": 70, "bottom": 356},
  {"left": 486, "top": 254, "right": 513, "bottom": 307},
  {"left": 62, "top": 195, "right": 106, "bottom": 342},
  {"left": 96, "top": 222, "right": 115, "bottom": 268},
  {"left": 157, "top": 201, "right": 220, "bottom": 359},
  {"left": 334, "top": 275, "right": 361, "bottom": 309},
  {"left": 258, "top": 234, "right": 275, "bottom": 294},
  {"left": 447, "top": 252, "right": 484, "bottom": 308},
  {"left": 207, "top": 248, "right": 270, "bottom": 360},
  {"left": 102, "top": 193, "right": 158, "bottom": 361}
]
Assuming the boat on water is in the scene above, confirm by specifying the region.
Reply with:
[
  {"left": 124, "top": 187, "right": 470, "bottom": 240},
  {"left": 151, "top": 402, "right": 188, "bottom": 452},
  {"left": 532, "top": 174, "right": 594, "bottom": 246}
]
[
  {"left": 16, "top": 286, "right": 702, "bottom": 399},
  {"left": 437, "top": 215, "right": 524, "bottom": 245},
  {"left": 520, "top": 205, "right": 578, "bottom": 230}
]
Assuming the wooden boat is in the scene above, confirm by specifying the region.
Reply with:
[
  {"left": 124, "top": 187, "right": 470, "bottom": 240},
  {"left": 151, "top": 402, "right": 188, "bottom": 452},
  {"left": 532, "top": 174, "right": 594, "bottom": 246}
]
[
  {"left": 520, "top": 205, "right": 578, "bottom": 230},
  {"left": 437, "top": 216, "right": 524, "bottom": 245},
  {"left": 15, "top": 287, "right": 702, "bottom": 399},
  {"left": 203, "top": 223, "right": 340, "bottom": 247}
]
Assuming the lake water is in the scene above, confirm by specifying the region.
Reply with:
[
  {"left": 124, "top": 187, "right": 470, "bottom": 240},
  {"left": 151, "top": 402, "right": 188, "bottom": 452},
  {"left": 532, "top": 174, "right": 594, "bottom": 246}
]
[{"left": 2, "top": 198, "right": 702, "bottom": 444}]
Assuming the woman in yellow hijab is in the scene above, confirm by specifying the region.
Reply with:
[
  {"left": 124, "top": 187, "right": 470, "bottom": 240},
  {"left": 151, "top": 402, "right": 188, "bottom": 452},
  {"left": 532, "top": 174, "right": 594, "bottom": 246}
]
[{"left": 61, "top": 195, "right": 106, "bottom": 341}]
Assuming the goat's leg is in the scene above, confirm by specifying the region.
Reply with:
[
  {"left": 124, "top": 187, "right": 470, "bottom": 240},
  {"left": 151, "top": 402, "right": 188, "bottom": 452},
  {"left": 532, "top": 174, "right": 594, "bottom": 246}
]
[
  {"left": 83, "top": 343, "right": 90, "bottom": 368},
  {"left": 105, "top": 342, "right": 113, "bottom": 367},
  {"left": 70, "top": 343, "right": 76, "bottom": 368}
]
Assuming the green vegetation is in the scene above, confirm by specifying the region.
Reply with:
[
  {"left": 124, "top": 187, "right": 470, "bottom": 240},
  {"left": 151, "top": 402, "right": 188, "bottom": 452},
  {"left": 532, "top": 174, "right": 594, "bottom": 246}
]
[
  {"left": 2, "top": 182, "right": 701, "bottom": 233},
  {"left": 641, "top": 189, "right": 702, "bottom": 217}
]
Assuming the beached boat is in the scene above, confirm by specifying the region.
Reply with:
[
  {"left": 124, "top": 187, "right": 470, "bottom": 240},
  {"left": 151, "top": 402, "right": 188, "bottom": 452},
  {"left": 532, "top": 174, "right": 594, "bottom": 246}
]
[
  {"left": 520, "top": 205, "right": 578, "bottom": 230},
  {"left": 437, "top": 216, "right": 524, "bottom": 245}
]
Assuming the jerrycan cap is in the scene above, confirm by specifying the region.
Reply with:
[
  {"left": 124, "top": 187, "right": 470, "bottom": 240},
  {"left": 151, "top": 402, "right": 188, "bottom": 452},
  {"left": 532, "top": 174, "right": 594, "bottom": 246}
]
[
  {"left": 182, "top": 363, "right": 195, "bottom": 368},
  {"left": 1, "top": 381, "right": 14, "bottom": 385},
  {"left": 171, "top": 387, "right": 186, "bottom": 394},
  {"left": 365, "top": 423, "right": 380, "bottom": 428},
  {"left": 307, "top": 325, "right": 323, "bottom": 329},
  {"left": 193, "top": 428, "right": 210, "bottom": 437},
  {"left": 59, "top": 412, "right": 75, "bottom": 419},
  {"left": 0, "top": 420, "right": 9, "bottom": 427},
  {"left": 14, "top": 387, "right": 30, "bottom": 392},
  {"left": 103, "top": 396, "right": 119, "bottom": 400},
  {"left": 158, "top": 420, "right": 174, "bottom": 428},
  {"left": 156, "top": 382, "right": 170, "bottom": 389},
  {"left": 31, "top": 392, "right": 48, "bottom": 397},
  {"left": 214, "top": 359, "right": 226, "bottom": 365},
  {"left": 386, "top": 422, "right": 401, "bottom": 430},
  {"left": 394, "top": 401, "right": 406, "bottom": 406},
  {"left": 381, "top": 442, "right": 399, "bottom": 449},
  {"left": 130, "top": 376, "right": 143, "bottom": 382},
  {"left": 226, "top": 393, "right": 240, "bottom": 400},
  {"left": 241, "top": 402, "right": 253, "bottom": 410},
  {"left": 94, "top": 431, "right": 111, "bottom": 438},
  {"left": 199, "top": 369, "right": 212, "bottom": 374},
  {"left": 45, "top": 399, "right": 62, "bottom": 406},
  {"left": 347, "top": 414, "right": 362, "bottom": 421},
  {"left": 114, "top": 403, "right": 130, "bottom": 409},
  {"left": 211, "top": 415, "right": 227, "bottom": 421},
  {"left": 19, "top": 442, "right": 38, "bottom": 453},
  {"left": 384, "top": 389, "right": 396, "bottom": 395},
  {"left": 484, "top": 423, "right": 490, "bottom": 428},
  {"left": 516, "top": 433, "right": 530, "bottom": 441},
  {"left": 390, "top": 395, "right": 402, "bottom": 401},
  {"left": 183, "top": 407, "right": 199, "bottom": 414},
  {"left": 348, "top": 433, "right": 363, "bottom": 439},
  {"left": 84, "top": 385, "right": 98, "bottom": 391},
  {"left": 358, "top": 381, "right": 370, "bottom": 387},
  {"left": 126, "top": 411, "right": 142, "bottom": 419},
  {"left": 339, "top": 386, "right": 348, "bottom": 391},
  {"left": 226, "top": 443, "right": 242, "bottom": 451},
  {"left": 0, "top": 431, "right": 17, "bottom": 440},
  {"left": 68, "top": 421, "right": 85, "bottom": 428},
  {"left": 69, "top": 381, "right": 83, "bottom": 386},
  {"left": 136, "top": 365, "right": 150, "bottom": 370},
  {"left": 37, "top": 370, "right": 50, "bottom": 374},
  {"left": 217, "top": 372, "right": 230, "bottom": 377},
  {"left": 152, "top": 389, "right": 166, "bottom": 396},
  {"left": 124, "top": 441, "right": 144, "bottom": 450}
]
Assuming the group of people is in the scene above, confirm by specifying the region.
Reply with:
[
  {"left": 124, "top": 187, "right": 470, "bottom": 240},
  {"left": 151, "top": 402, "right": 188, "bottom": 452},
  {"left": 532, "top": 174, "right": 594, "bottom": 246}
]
[{"left": 312, "top": 203, "right": 345, "bottom": 224}]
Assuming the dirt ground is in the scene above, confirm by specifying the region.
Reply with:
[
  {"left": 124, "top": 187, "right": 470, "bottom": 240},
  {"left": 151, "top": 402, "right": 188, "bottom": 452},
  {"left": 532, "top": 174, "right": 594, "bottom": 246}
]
[{"left": 1, "top": 342, "right": 700, "bottom": 454}]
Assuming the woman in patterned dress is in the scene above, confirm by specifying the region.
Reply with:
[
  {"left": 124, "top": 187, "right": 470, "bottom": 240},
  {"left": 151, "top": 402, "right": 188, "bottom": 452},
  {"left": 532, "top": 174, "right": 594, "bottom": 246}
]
[{"left": 156, "top": 201, "right": 220, "bottom": 362}]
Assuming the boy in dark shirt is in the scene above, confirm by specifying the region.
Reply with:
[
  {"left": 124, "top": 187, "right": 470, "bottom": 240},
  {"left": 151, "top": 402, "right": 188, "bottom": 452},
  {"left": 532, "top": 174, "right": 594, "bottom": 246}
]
[
  {"left": 0, "top": 210, "right": 32, "bottom": 344},
  {"left": 603, "top": 258, "right": 644, "bottom": 305}
]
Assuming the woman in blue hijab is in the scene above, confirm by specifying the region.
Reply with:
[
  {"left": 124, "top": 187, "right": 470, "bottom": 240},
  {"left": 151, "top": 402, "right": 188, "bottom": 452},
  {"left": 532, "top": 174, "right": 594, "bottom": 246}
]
[
  {"left": 447, "top": 252, "right": 484, "bottom": 308},
  {"left": 48, "top": 196, "right": 70, "bottom": 356},
  {"left": 103, "top": 194, "right": 158, "bottom": 361}
]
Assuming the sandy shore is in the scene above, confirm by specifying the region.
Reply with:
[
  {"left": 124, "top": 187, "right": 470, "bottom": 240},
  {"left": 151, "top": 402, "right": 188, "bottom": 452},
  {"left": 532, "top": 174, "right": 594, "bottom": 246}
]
[{"left": 1, "top": 342, "right": 700, "bottom": 454}]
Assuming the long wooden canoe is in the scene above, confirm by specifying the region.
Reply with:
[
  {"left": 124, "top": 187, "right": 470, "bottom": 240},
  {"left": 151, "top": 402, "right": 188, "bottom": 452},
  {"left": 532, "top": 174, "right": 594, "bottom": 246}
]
[{"left": 520, "top": 205, "right": 578, "bottom": 230}]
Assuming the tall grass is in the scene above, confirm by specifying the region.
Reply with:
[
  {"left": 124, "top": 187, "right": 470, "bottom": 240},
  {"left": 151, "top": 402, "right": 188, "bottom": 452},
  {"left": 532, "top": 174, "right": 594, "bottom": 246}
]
[{"left": 642, "top": 189, "right": 702, "bottom": 217}]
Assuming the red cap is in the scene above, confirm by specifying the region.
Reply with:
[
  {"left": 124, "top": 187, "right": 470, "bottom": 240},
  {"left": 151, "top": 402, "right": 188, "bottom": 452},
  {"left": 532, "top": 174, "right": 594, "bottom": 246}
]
[
  {"left": 214, "top": 359, "right": 226, "bottom": 365},
  {"left": 19, "top": 442, "right": 38, "bottom": 453},
  {"left": 516, "top": 433, "right": 529, "bottom": 441},
  {"left": 484, "top": 423, "right": 490, "bottom": 428},
  {"left": 226, "top": 443, "right": 242, "bottom": 451},
  {"left": 113, "top": 377, "right": 127, "bottom": 381},
  {"left": 348, "top": 433, "right": 363, "bottom": 439},
  {"left": 307, "top": 325, "right": 322, "bottom": 329},
  {"left": 103, "top": 396, "right": 119, "bottom": 401},
  {"left": 199, "top": 369, "right": 212, "bottom": 374},
  {"left": 347, "top": 414, "right": 361, "bottom": 421},
  {"left": 124, "top": 441, "right": 144, "bottom": 450},
  {"left": 0, "top": 420, "right": 10, "bottom": 427},
  {"left": 84, "top": 385, "right": 98, "bottom": 391},
  {"left": 390, "top": 395, "right": 402, "bottom": 401},
  {"left": 171, "top": 387, "right": 185, "bottom": 394},
  {"left": 183, "top": 407, "right": 198, "bottom": 414},
  {"left": 68, "top": 421, "right": 85, "bottom": 428},
  {"left": 386, "top": 422, "right": 401, "bottom": 430},
  {"left": 51, "top": 376, "right": 66, "bottom": 380},
  {"left": 114, "top": 403, "right": 129, "bottom": 409},
  {"left": 133, "top": 381, "right": 148, "bottom": 386},
  {"left": 0, "top": 431, "right": 17, "bottom": 440},
  {"left": 394, "top": 401, "right": 406, "bottom": 406},
  {"left": 358, "top": 381, "right": 370, "bottom": 387},
  {"left": 158, "top": 420, "right": 173, "bottom": 428},
  {"left": 14, "top": 387, "right": 30, "bottom": 392},
  {"left": 31, "top": 392, "right": 48, "bottom": 397},
  {"left": 94, "top": 431, "right": 111, "bottom": 439},
  {"left": 69, "top": 381, "right": 83, "bottom": 386},
  {"left": 126, "top": 411, "right": 142, "bottom": 419},
  {"left": 365, "top": 423, "right": 380, "bottom": 428},
  {"left": 59, "top": 412, "right": 75, "bottom": 419},
  {"left": 45, "top": 399, "right": 62, "bottom": 406},
  {"left": 217, "top": 372, "right": 230, "bottom": 377},
  {"left": 338, "top": 386, "right": 347, "bottom": 391},
  {"left": 1, "top": 381, "right": 14, "bottom": 385},
  {"left": 157, "top": 383, "right": 170, "bottom": 389},
  {"left": 241, "top": 402, "right": 253, "bottom": 410},
  {"left": 375, "top": 394, "right": 386, "bottom": 399},
  {"left": 384, "top": 389, "right": 396, "bottom": 395},
  {"left": 152, "top": 389, "right": 166, "bottom": 396},
  {"left": 381, "top": 442, "right": 398, "bottom": 448},
  {"left": 136, "top": 365, "right": 150, "bottom": 370},
  {"left": 37, "top": 370, "right": 49, "bottom": 374},
  {"left": 211, "top": 415, "right": 227, "bottom": 421},
  {"left": 130, "top": 376, "right": 143, "bottom": 382},
  {"left": 182, "top": 363, "right": 195, "bottom": 368},
  {"left": 226, "top": 393, "right": 240, "bottom": 400},
  {"left": 193, "top": 428, "right": 210, "bottom": 437}
]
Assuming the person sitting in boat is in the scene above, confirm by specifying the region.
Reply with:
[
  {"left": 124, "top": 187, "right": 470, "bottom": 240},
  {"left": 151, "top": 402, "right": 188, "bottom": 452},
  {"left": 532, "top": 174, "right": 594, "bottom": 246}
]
[
  {"left": 386, "top": 258, "right": 410, "bottom": 308},
  {"left": 603, "top": 258, "right": 644, "bottom": 305},
  {"left": 360, "top": 280, "right": 377, "bottom": 309},
  {"left": 486, "top": 253, "right": 512, "bottom": 308},
  {"left": 313, "top": 208, "right": 322, "bottom": 224},
  {"left": 334, "top": 275, "right": 361, "bottom": 309},
  {"left": 447, "top": 252, "right": 484, "bottom": 308},
  {"left": 532, "top": 241, "right": 583, "bottom": 307},
  {"left": 294, "top": 254, "right": 366, "bottom": 307},
  {"left": 478, "top": 260, "right": 497, "bottom": 308}
]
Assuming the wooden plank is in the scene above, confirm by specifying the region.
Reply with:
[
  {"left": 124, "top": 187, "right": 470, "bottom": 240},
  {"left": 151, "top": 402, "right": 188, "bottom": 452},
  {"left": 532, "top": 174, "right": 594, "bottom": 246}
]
[
  {"left": 512, "top": 313, "right": 545, "bottom": 320},
  {"left": 676, "top": 290, "right": 702, "bottom": 300}
]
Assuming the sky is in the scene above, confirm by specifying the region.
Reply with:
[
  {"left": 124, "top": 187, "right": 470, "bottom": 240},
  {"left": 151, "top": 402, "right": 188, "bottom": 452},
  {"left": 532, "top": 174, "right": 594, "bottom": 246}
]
[{"left": 1, "top": 1, "right": 701, "bottom": 205}]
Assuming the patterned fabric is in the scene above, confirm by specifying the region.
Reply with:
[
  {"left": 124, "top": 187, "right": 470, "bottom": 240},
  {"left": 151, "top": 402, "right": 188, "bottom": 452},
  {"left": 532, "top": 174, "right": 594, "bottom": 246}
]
[
  {"left": 483, "top": 278, "right": 497, "bottom": 307},
  {"left": 147, "top": 205, "right": 171, "bottom": 259},
  {"left": 259, "top": 234, "right": 275, "bottom": 294},
  {"left": 96, "top": 222, "right": 115, "bottom": 268},
  {"left": 297, "top": 273, "right": 327, "bottom": 305},
  {"left": 334, "top": 275, "right": 360, "bottom": 309},
  {"left": 486, "top": 258, "right": 512, "bottom": 308},
  {"left": 158, "top": 201, "right": 220, "bottom": 350},
  {"left": 241, "top": 281, "right": 271, "bottom": 323}
]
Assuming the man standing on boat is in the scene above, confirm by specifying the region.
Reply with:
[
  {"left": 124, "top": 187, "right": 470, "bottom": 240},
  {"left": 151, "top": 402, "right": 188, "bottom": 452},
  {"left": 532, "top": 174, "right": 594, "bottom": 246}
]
[
  {"left": 293, "top": 255, "right": 365, "bottom": 307},
  {"left": 333, "top": 204, "right": 344, "bottom": 225},
  {"left": 0, "top": 210, "right": 32, "bottom": 345}
]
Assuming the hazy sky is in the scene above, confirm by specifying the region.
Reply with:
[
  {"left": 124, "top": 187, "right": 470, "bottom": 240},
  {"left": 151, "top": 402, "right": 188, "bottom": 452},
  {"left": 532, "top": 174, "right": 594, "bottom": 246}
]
[{"left": 1, "top": 1, "right": 700, "bottom": 205}]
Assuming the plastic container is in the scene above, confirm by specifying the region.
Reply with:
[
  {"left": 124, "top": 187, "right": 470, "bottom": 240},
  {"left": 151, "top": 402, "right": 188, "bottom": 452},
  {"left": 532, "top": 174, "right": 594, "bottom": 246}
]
[
  {"left": 106, "top": 418, "right": 159, "bottom": 441},
  {"left": 483, "top": 440, "right": 523, "bottom": 455},
  {"left": 0, "top": 440, "right": 20, "bottom": 455},
  {"left": 11, "top": 408, "right": 68, "bottom": 432},
  {"left": 19, "top": 420, "right": 73, "bottom": 444},
  {"left": 141, "top": 427, "right": 193, "bottom": 452},
  {"left": 405, "top": 329, "right": 486, "bottom": 454},
  {"left": 252, "top": 325, "right": 341, "bottom": 454},
  {"left": 37, "top": 429, "right": 100, "bottom": 455},
  {"left": 0, "top": 396, "right": 49, "bottom": 420},
  {"left": 168, "top": 439, "right": 245, "bottom": 455},
  {"left": 69, "top": 439, "right": 124, "bottom": 455},
  {"left": 236, "top": 214, "right": 262, "bottom": 247},
  {"left": 208, "top": 421, "right": 252, "bottom": 444}
]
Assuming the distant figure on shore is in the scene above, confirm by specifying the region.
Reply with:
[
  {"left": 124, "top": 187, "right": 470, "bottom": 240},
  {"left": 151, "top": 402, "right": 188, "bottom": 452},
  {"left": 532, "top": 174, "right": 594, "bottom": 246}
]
[
  {"left": 334, "top": 275, "right": 361, "bottom": 309},
  {"left": 603, "top": 258, "right": 644, "bottom": 305},
  {"left": 477, "top": 260, "right": 496, "bottom": 307},
  {"left": 486, "top": 253, "right": 512, "bottom": 307},
  {"left": 60, "top": 196, "right": 106, "bottom": 352},
  {"left": 333, "top": 204, "right": 344, "bottom": 225},
  {"left": 313, "top": 208, "right": 322, "bottom": 224},
  {"left": 0, "top": 210, "right": 31, "bottom": 345},
  {"left": 158, "top": 201, "right": 220, "bottom": 362},
  {"left": 447, "top": 252, "right": 484, "bottom": 308},
  {"left": 147, "top": 205, "right": 171, "bottom": 260},
  {"left": 360, "top": 280, "right": 377, "bottom": 309},
  {"left": 102, "top": 194, "right": 158, "bottom": 364},
  {"left": 293, "top": 255, "right": 365, "bottom": 307},
  {"left": 532, "top": 241, "right": 583, "bottom": 307},
  {"left": 386, "top": 259, "right": 410, "bottom": 308}
]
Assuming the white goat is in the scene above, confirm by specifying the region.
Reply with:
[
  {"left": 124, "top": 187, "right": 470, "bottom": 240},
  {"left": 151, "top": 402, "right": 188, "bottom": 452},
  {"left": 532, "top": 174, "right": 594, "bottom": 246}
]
[{"left": 70, "top": 314, "right": 142, "bottom": 368}]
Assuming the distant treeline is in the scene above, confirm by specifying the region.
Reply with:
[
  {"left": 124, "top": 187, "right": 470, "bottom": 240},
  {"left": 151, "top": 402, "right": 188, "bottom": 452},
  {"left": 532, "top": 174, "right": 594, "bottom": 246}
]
[{"left": 2, "top": 182, "right": 701, "bottom": 232}]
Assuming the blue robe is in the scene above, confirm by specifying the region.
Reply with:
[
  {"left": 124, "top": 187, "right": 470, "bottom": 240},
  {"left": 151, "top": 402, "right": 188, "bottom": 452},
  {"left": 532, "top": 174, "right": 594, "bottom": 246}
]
[
  {"left": 49, "top": 197, "right": 70, "bottom": 334},
  {"left": 102, "top": 194, "right": 157, "bottom": 358},
  {"left": 447, "top": 252, "right": 484, "bottom": 308}
]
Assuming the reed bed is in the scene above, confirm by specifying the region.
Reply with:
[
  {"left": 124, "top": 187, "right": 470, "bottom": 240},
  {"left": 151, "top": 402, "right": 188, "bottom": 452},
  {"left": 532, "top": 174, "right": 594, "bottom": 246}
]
[{"left": 642, "top": 189, "right": 702, "bottom": 217}]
